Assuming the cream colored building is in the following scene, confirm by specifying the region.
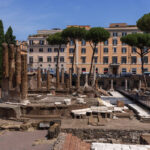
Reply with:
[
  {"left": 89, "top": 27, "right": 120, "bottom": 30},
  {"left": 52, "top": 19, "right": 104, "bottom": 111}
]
[{"left": 27, "top": 28, "right": 67, "bottom": 73}]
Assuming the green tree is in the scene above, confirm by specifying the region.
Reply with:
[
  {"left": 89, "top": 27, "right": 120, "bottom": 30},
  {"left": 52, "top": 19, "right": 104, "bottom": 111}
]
[
  {"left": 137, "top": 13, "right": 150, "bottom": 33},
  {"left": 62, "top": 26, "right": 86, "bottom": 73},
  {"left": 0, "top": 20, "right": 5, "bottom": 84},
  {"left": 47, "top": 32, "right": 68, "bottom": 87},
  {"left": 86, "top": 27, "right": 110, "bottom": 78},
  {"left": 121, "top": 33, "right": 150, "bottom": 74},
  {"left": 5, "top": 26, "right": 16, "bottom": 45}
]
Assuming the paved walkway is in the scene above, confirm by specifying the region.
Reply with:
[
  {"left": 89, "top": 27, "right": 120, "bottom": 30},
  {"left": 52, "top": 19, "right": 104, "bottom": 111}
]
[{"left": 91, "top": 143, "right": 150, "bottom": 150}]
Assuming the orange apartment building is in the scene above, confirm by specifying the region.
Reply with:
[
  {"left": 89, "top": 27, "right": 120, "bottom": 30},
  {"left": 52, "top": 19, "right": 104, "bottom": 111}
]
[{"left": 27, "top": 23, "right": 150, "bottom": 75}]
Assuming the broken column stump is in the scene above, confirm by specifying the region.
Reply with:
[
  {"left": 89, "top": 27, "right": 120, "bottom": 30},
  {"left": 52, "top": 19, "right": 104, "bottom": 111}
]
[
  {"left": 37, "top": 67, "right": 41, "bottom": 91},
  {"left": 21, "top": 54, "right": 28, "bottom": 100},
  {"left": 76, "top": 68, "right": 80, "bottom": 89},
  {"left": 47, "top": 71, "right": 51, "bottom": 91},
  {"left": 9, "top": 44, "right": 15, "bottom": 89},
  {"left": 56, "top": 67, "right": 60, "bottom": 89},
  {"left": 1, "top": 43, "right": 9, "bottom": 99},
  {"left": 15, "top": 45, "right": 21, "bottom": 92}
]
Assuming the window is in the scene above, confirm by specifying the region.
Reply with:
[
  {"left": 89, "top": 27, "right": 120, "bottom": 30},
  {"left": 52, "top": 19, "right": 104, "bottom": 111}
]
[
  {"left": 29, "top": 56, "right": 33, "bottom": 63},
  {"left": 54, "top": 56, "right": 58, "bottom": 62},
  {"left": 103, "top": 56, "right": 108, "bottom": 64},
  {"left": 38, "top": 56, "right": 43, "bottom": 62},
  {"left": 81, "top": 39, "right": 86, "bottom": 46},
  {"left": 122, "top": 42, "right": 126, "bottom": 46},
  {"left": 82, "top": 68, "right": 86, "bottom": 72},
  {"left": 122, "top": 32, "right": 127, "bottom": 36},
  {"left": 104, "top": 68, "right": 108, "bottom": 74},
  {"left": 122, "top": 68, "right": 127, "bottom": 73},
  {"left": 122, "top": 48, "right": 127, "bottom": 53},
  {"left": 54, "top": 48, "right": 58, "bottom": 52},
  {"left": 121, "top": 56, "right": 127, "bottom": 64},
  {"left": 39, "top": 48, "right": 43, "bottom": 52},
  {"left": 60, "top": 48, "right": 64, "bottom": 52},
  {"left": 113, "top": 39, "right": 117, "bottom": 45},
  {"left": 132, "top": 47, "right": 136, "bottom": 53},
  {"left": 69, "top": 57, "right": 73, "bottom": 63},
  {"left": 60, "top": 56, "right": 64, "bottom": 62},
  {"left": 144, "top": 68, "right": 148, "bottom": 72},
  {"left": 104, "top": 40, "right": 108, "bottom": 45},
  {"left": 81, "top": 56, "right": 86, "bottom": 63},
  {"left": 81, "top": 48, "right": 86, "bottom": 54},
  {"left": 113, "top": 32, "right": 118, "bottom": 37},
  {"left": 144, "top": 47, "right": 148, "bottom": 53},
  {"left": 131, "top": 56, "right": 137, "bottom": 64},
  {"left": 144, "top": 56, "right": 148, "bottom": 64},
  {"left": 70, "top": 40, "right": 74, "bottom": 46},
  {"left": 29, "top": 40, "right": 33, "bottom": 45},
  {"left": 47, "top": 56, "right": 51, "bottom": 62},
  {"left": 95, "top": 48, "right": 98, "bottom": 54},
  {"left": 48, "top": 48, "right": 52, "bottom": 52},
  {"left": 113, "top": 47, "right": 117, "bottom": 53},
  {"left": 69, "top": 48, "right": 74, "bottom": 53},
  {"left": 29, "top": 48, "right": 33, "bottom": 53},
  {"left": 94, "top": 57, "right": 98, "bottom": 63},
  {"left": 112, "top": 56, "right": 118, "bottom": 64},
  {"left": 104, "top": 48, "right": 108, "bottom": 53},
  {"left": 39, "top": 40, "right": 44, "bottom": 45},
  {"left": 132, "top": 68, "right": 137, "bottom": 74}
]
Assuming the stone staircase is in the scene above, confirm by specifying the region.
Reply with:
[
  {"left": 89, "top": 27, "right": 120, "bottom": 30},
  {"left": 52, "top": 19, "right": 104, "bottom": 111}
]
[{"left": 61, "top": 133, "right": 91, "bottom": 150}]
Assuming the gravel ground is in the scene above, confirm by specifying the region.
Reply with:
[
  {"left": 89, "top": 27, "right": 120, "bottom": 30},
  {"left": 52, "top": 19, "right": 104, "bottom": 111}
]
[{"left": 0, "top": 130, "right": 53, "bottom": 150}]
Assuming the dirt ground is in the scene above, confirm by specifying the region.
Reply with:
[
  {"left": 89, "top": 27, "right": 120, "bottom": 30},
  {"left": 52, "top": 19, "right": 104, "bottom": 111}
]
[
  {"left": 61, "top": 118, "right": 150, "bottom": 130},
  {"left": 0, "top": 130, "right": 53, "bottom": 150}
]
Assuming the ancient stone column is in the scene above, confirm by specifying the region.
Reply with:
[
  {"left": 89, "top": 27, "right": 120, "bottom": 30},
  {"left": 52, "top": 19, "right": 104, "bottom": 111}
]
[
  {"left": 76, "top": 68, "right": 80, "bottom": 89},
  {"left": 21, "top": 54, "right": 28, "bottom": 100},
  {"left": 95, "top": 79, "right": 99, "bottom": 90},
  {"left": 69, "top": 69, "right": 72, "bottom": 89},
  {"left": 56, "top": 67, "right": 60, "bottom": 89},
  {"left": 139, "top": 80, "right": 141, "bottom": 91},
  {"left": 37, "top": 67, "right": 41, "bottom": 91},
  {"left": 125, "top": 79, "right": 128, "bottom": 91},
  {"left": 92, "top": 65, "right": 96, "bottom": 87},
  {"left": 84, "top": 74, "right": 88, "bottom": 87},
  {"left": 47, "top": 70, "right": 51, "bottom": 91},
  {"left": 110, "top": 79, "right": 114, "bottom": 91},
  {"left": 2, "top": 43, "right": 9, "bottom": 78},
  {"left": 15, "top": 45, "right": 21, "bottom": 91},
  {"left": 61, "top": 68, "right": 64, "bottom": 84},
  {"left": 9, "top": 44, "right": 15, "bottom": 89}
]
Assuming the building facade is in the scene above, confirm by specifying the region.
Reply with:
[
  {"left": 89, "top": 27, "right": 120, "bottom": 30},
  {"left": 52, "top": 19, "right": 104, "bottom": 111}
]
[
  {"left": 27, "top": 28, "right": 67, "bottom": 73},
  {"left": 27, "top": 23, "right": 150, "bottom": 75}
]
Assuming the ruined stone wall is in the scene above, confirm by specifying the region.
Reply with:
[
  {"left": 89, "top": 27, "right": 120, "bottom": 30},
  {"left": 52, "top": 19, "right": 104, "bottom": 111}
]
[{"left": 62, "top": 128, "right": 150, "bottom": 144}]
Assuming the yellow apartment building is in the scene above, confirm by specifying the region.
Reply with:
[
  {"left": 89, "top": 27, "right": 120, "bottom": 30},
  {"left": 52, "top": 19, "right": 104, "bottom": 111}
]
[{"left": 66, "top": 23, "right": 150, "bottom": 75}]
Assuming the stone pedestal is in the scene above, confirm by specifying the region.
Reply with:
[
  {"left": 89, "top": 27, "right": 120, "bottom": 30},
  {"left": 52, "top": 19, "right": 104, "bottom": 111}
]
[
  {"left": 37, "top": 67, "right": 41, "bottom": 91},
  {"left": 9, "top": 44, "right": 15, "bottom": 89},
  {"left": 15, "top": 45, "right": 21, "bottom": 92},
  {"left": 125, "top": 79, "right": 128, "bottom": 91},
  {"left": 76, "top": 68, "right": 80, "bottom": 89},
  {"left": 21, "top": 54, "right": 28, "bottom": 100}
]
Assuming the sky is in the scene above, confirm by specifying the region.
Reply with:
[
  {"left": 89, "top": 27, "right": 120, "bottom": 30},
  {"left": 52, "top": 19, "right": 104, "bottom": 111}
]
[{"left": 0, "top": 0, "right": 150, "bottom": 41}]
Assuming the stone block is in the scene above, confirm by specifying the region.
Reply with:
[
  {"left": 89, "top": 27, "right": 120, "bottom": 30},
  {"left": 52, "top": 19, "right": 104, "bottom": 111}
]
[{"left": 117, "top": 100, "right": 124, "bottom": 107}]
